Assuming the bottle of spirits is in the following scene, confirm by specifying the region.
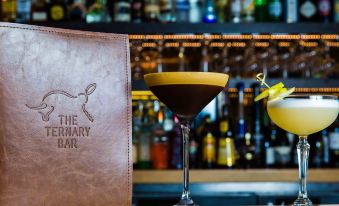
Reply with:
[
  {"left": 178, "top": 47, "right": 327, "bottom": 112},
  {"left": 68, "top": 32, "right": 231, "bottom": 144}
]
[
  {"left": 202, "top": 117, "right": 216, "bottom": 169},
  {"left": 114, "top": 0, "right": 131, "bottom": 22},
  {"left": 159, "top": 0, "right": 174, "bottom": 22},
  {"left": 236, "top": 82, "right": 246, "bottom": 141},
  {"left": 47, "top": 0, "right": 67, "bottom": 22},
  {"left": 202, "top": 0, "right": 217, "bottom": 22},
  {"left": 317, "top": 0, "right": 332, "bottom": 22},
  {"left": 1, "top": 0, "right": 16, "bottom": 21},
  {"left": 298, "top": 0, "right": 318, "bottom": 22},
  {"left": 265, "top": 123, "right": 277, "bottom": 168},
  {"left": 322, "top": 129, "right": 330, "bottom": 167},
  {"left": 30, "top": 0, "right": 48, "bottom": 22},
  {"left": 284, "top": 0, "right": 298, "bottom": 22},
  {"left": 242, "top": 0, "right": 254, "bottom": 22},
  {"left": 68, "top": 0, "right": 87, "bottom": 22},
  {"left": 231, "top": 0, "right": 242, "bottom": 22},
  {"left": 86, "top": 0, "right": 111, "bottom": 23},
  {"left": 252, "top": 83, "right": 264, "bottom": 167},
  {"left": 189, "top": 127, "right": 200, "bottom": 168},
  {"left": 170, "top": 116, "right": 183, "bottom": 169},
  {"left": 268, "top": 0, "right": 283, "bottom": 21},
  {"left": 131, "top": 0, "right": 143, "bottom": 22},
  {"left": 255, "top": 0, "right": 267, "bottom": 21},
  {"left": 274, "top": 128, "right": 291, "bottom": 168},
  {"left": 189, "top": 0, "right": 202, "bottom": 22},
  {"left": 329, "top": 120, "right": 339, "bottom": 167},
  {"left": 334, "top": 0, "right": 339, "bottom": 22},
  {"left": 175, "top": 0, "right": 190, "bottom": 22},
  {"left": 144, "top": 0, "right": 160, "bottom": 22},
  {"left": 217, "top": 105, "right": 237, "bottom": 168},
  {"left": 16, "top": 0, "right": 31, "bottom": 22},
  {"left": 152, "top": 108, "right": 169, "bottom": 169}
]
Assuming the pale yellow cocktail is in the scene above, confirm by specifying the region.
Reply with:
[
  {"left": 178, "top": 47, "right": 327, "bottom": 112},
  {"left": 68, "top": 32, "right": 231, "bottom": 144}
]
[{"left": 268, "top": 96, "right": 339, "bottom": 136}]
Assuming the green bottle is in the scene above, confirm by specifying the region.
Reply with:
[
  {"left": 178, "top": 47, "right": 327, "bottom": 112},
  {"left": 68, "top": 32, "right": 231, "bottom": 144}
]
[{"left": 255, "top": 0, "right": 267, "bottom": 21}]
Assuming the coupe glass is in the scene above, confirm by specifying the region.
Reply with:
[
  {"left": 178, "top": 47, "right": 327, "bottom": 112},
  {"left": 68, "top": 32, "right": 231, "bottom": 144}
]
[
  {"left": 144, "top": 72, "right": 229, "bottom": 206},
  {"left": 267, "top": 95, "right": 339, "bottom": 206}
]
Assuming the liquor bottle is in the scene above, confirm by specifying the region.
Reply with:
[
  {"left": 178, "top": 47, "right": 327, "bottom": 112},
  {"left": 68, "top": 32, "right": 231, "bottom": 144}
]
[
  {"left": 265, "top": 123, "right": 277, "bottom": 168},
  {"left": 298, "top": 0, "right": 317, "bottom": 22},
  {"left": 1, "top": 0, "right": 16, "bottom": 21},
  {"left": 47, "top": 0, "right": 67, "bottom": 21},
  {"left": 322, "top": 130, "right": 330, "bottom": 167},
  {"left": 138, "top": 101, "right": 153, "bottom": 169},
  {"left": 267, "top": 0, "right": 283, "bottom": 21},
  {"left": 132, "top": 100, "right": 143, "bottom": 168},
  {"left": 30, "top": 0, "right": 48, "bottom": 22},
  {"left": 252, "top": 83, "right": 264, "bottom": 167},
  {"left": 152, "top": 108, "right": 169, "bottom": 169},
  {"left": 311, "top": 132, "right": 324, "bottom": 168},
  {"left": 241, "top": 132, "right": 256, "bottom": 168},
  {"left": 144, "top": 0, "right": 159, "bottom": 22},
  {"left": 334, "top": 0, "right": 339, "bottom": 22},
  {"left": 217, "top": 105, "right": 236, "bottom": 168},
  {"left": 170, "top": 116, "right": 183, "bottom": 169},
  {"left": 86, "top": 0, "right": 111, "bottom": 23},
  {"left": 329, "top": 120, "right": 339, "bottom": 167},
  {"left": 318, "top": 0, "right": 332, "bottom": 22},
  {"left": 131, "top": 0, "right": 143, "bottom": 22},
  {"left": 200, "top": 44, "right": 210, "bottom": 72},
  {"left": 284, "top": 0, "right": 298, "bottom": 22},
  {"left": 255, "top": 0, "right": 267, "bottom": 21},
  {"left": 175, "top": 0, "right": 190, "bottom": 22},
  {"left": 236, "top": 82, "right": 246, "bottom": 141},
  {"left": 159, "top": 0, "right": 174, "bottom": 22},
  {"left": 202, "top": 117, "right": 216, "bottom": 169},
  {"left": 274, "top": 128, "right": 291, "bottom": 168},
  {"left": 189, "top": 127, "right": 200, "bottom": 168},
  {"left": 68, "top": 0, "right": 87, "bottom": 22},
  {"left": 189, "top": 0, "right": 202, "bottom": 22},
  {"left": 231, "top": 0, "right": 242, "bottom": 22},
  {"left": 114, "top": 0, "right": 131, "bottom": 22},
  {"left": 16, "top": 0, "right": 31, "bottom": 22},
  {"left": 202, "top": 0, "right": 217, "bottom": 22},
  {"left": 242, "top": 0, "right": 254, "bottom": 22}
]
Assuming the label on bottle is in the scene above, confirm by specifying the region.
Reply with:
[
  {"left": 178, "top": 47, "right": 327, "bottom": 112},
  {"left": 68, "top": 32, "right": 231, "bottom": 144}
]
[
  {"left": 17, "top": 0, "right": 31, "bottom": 13},
  {"left": 133, "top": 143, "right": 138, "bottom": 164},
  {"left": 219, "top": 121, "right": 229, "bottom": 133},
  {"left": 115, "top": 2, "right": 131, "bottom": 22},
  {"left": 275, "top": 146, "right": 291, "bottom": 165},
  {"left": 243, "top": 0, "right": 255, "bottom": 14},
  {"left": 189, "top": 0, "right": 202, "bottom": 22},
  {"left": 51, "top": 5, "right": 64, "bottom": 21},
  {"left": 268, "top": 1, "right": 282, "bottom": 17},
  {"left": 300, "top": 0, "right": 316, "bottom": 18},
  {"left": 231, "top": 0, "right": 242, "bottom": 13},
  {"left": 329, "top": 132, "right": 339, "bottom": 150},
  {"left": 218, "top": 138, "right": 235, "bottom": 166},
  {"left": 318, "top": 0, "right": 331, "bottom": 16},
  {"left": 189, "top": 140, "right": 198, "bottom": 156},
  {"left": 152, "top": 142, "right": 169, "bottom": 169},
  {"left": 203, "top": 134, "right": 216, "bottom": 162},
  {"left": 286, "top": 0, "right": 298, "bottom": 23},
  {"left": 266, "top": 147, "right": 275, "bottom": 165},
  {"left": 32, "top": 12, "right": 48, "bottom": 21},
  {"left": 1, "top": 0, "right": 16, "bottom": 13}
]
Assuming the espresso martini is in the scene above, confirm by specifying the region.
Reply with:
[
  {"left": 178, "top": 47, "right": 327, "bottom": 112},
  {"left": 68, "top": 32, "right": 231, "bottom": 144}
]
[
  {"left": 144, "top": 72, "right": 229, "bottom": 206},
  {"left": 144, "top": 72, "right": 229, "bottom": 119}
]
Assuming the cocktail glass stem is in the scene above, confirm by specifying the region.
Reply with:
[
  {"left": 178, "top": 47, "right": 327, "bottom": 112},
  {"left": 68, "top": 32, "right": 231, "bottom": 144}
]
[
  {"left": 175, "top": 121, "right": 197, "bottom": 206},
  {"left": 293, "top": 136, "right": 312, "bottom": 206}
]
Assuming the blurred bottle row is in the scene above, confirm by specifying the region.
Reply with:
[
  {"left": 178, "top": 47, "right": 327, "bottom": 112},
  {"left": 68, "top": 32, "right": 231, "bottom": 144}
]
[
  {"left": 2, "top": 0, "right": 339, "bottom": 23},
  {"left": 132, "top": 84, "right": 339, "bottom": 169},
  {"left": 131, "top": 39, "right": 339, "bottom": 80}
]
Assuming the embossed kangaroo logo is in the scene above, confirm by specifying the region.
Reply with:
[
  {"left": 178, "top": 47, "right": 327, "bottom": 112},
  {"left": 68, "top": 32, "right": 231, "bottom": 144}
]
[{"left": 26, "top": 83, "right": 96, "bottom": 122}]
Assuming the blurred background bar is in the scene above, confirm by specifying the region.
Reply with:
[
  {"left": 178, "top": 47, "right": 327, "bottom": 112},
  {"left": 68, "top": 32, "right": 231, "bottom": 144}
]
[{"left": 1, "top": 0, "right": 339, "bottom": 205}]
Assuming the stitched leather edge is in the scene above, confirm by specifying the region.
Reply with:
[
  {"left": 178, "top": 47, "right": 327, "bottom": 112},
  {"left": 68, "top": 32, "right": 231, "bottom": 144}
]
[
  {"left": 0, "top": 22, "right": 132, "bottom": 206},
  {"left": 0, "top": 22, "right": 127, "bottom": 40}
]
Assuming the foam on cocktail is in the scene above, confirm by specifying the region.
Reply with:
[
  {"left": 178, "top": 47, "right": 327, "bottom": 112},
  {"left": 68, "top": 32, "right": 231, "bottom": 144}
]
[
  {"left": 268, "top": 97, "right": 339, "bottom": 136},
  {"left": 144, "top": 72, "right": 229, "bottom": 119},
  {"left": 144, "top": 72, "right": 229, "bottom": 87}
]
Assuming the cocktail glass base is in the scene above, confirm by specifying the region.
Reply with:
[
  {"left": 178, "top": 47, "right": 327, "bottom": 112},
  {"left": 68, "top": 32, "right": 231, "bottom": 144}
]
[
  {"left": 173, "top": 198, "right": 198, "bottom": 206},
  {"left": 293, "top": 196, "right": 312, "bottom": 206}
]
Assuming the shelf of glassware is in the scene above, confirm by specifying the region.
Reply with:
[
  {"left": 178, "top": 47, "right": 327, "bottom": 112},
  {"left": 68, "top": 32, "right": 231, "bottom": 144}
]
[
  {"left": 30, "top": 22, "right": 339, "bottom": 34},
  {"left": 133, "top": 169, "right": 339, "bottom": 183}
]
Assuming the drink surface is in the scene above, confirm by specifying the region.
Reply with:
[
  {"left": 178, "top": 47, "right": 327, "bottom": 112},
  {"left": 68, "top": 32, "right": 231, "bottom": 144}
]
[
  {"left": 267, "top": 97, "right": 339, "bottom": 136},
  {"left": 144, "top": 72, "right": 228, "bottom": 119}
]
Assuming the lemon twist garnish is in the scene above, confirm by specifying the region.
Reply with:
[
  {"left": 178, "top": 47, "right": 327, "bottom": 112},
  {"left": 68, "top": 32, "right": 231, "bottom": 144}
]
[{"left": 254, "top": 73, "right": 295, "bottom": 102}]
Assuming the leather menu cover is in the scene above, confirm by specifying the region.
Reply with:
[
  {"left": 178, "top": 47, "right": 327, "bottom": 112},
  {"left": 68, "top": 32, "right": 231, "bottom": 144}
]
[{"left": 0, "top": 23, "right": 132, "bottom": 206}]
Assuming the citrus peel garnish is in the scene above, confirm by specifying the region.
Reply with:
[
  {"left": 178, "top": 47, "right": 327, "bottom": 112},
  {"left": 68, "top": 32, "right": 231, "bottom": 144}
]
[{"left": 254, "top": 73, "right": 295, "bottom": 102}]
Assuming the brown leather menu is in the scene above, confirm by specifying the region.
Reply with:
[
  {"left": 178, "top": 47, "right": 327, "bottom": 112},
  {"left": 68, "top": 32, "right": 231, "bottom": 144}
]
[{"left": 0, "top": 23, "right": 132, "bottom": 206}]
